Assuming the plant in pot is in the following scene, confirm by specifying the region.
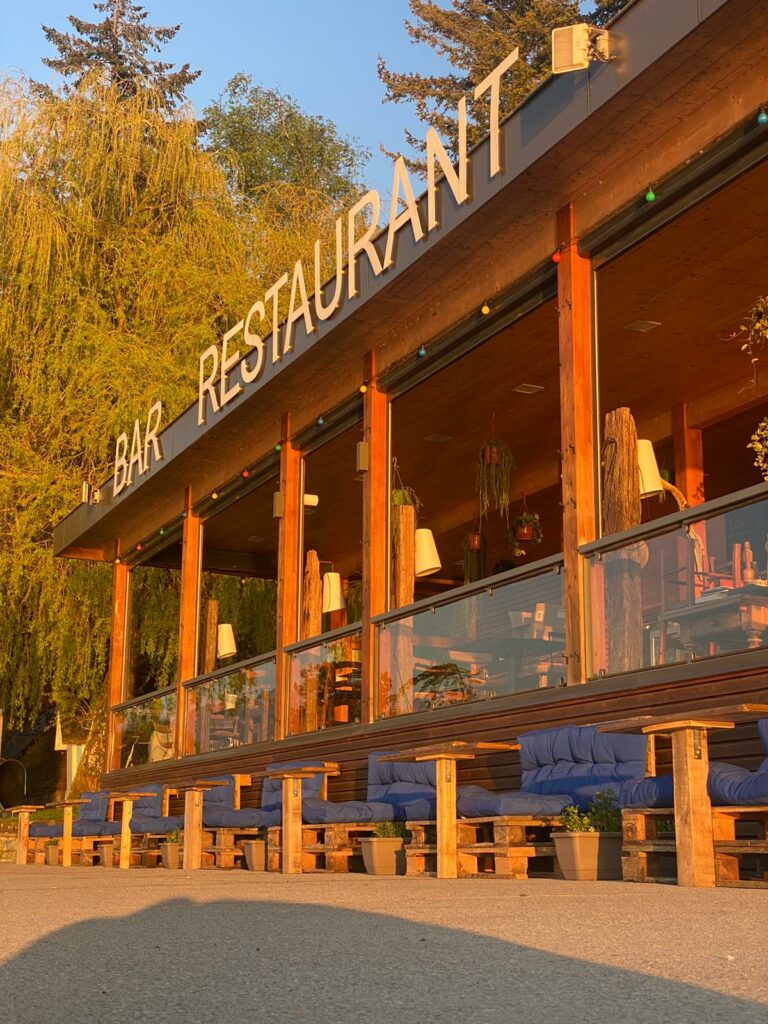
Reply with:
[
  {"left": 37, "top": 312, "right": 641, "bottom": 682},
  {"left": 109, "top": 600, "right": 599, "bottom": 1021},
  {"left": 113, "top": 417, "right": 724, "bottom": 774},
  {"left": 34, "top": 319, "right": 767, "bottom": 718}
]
[
  {"left": 44, "top": 839, "right": 59, "bottom": 867},
  {"left": 552, "top": 791, "right": 623, "bottom": 881},
  {"left": 161, "top": 828, "right": 181, "bottom": 870},
  {"left": 748, "top": 417, "right": 768, "bottom": 482},
  {"left": 475, "top": 434, "right": 516, "bottom": 522},
  {"left": 241, "top": 838, "right": 266, "bottom": 872},
  {"left": 359, "top": 821, "right": 407, "bottom": 876},
  {"left": 723, "top": 293, "right": 768, "bottom": 388},
  {"left": 509, "top": 508, "right": 543, "bottom": 558}
]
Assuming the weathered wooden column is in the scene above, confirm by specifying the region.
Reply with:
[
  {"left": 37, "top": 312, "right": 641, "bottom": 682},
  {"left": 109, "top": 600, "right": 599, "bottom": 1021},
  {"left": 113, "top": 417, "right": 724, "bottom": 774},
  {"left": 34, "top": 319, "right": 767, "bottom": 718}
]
[
  {"left": 175, "top": 486, "right": 202, "bottom": 756},
  {"left": 274, "top": 414, "right": 302, "bottom": 739},
  {"left": 361, "top": 352, "right": 389, "bottom": 723},
  {"left": 556, "top": 203, "right": 597, "bottom": 684},
  {"left": 106, "top": 551, "right": 129, "bottom": 771}
]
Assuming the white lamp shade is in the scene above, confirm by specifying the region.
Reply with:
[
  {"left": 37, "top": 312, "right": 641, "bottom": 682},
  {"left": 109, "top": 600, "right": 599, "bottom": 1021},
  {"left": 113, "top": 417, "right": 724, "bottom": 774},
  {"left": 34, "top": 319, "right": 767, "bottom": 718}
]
[
  {"left": 637, "top": 439, "right": 664, "bottom": 498},
  {"left": 322, "top": 572, "right": 346, "bottom": 613},
  {"left": 414, "top": 528, "right": 442, "bottom": 577},
  {"left": 217, "top": 623, "right": 237, "bottom": 660}
]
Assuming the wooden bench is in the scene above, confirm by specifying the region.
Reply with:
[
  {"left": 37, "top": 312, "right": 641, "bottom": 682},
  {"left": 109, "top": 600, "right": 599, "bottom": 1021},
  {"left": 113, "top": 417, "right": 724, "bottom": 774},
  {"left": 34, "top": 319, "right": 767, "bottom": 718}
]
[
  {"left": 266, "top": 822, "right": 379, "bottom": 873},
  {"left": 405, "top": 815, "right": 561, "bottom": 878}
]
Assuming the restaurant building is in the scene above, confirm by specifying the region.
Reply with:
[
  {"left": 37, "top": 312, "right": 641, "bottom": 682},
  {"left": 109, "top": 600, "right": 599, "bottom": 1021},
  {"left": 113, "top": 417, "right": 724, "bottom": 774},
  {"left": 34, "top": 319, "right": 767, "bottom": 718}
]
[{"left": 53, "top": 0, "right": 768, "bottom": 804}]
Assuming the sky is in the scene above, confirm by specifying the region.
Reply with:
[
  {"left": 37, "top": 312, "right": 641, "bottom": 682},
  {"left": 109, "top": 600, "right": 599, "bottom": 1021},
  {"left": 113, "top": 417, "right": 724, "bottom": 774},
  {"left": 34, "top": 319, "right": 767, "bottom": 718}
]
[{"left": 0, "top": 0, "right": 450, "bottom": 197}]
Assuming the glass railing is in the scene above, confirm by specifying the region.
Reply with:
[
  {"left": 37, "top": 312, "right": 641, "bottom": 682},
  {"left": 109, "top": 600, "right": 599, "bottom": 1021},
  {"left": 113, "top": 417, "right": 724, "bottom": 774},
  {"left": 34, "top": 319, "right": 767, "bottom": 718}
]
[
  {"left": 112, "top": 688, "right": 177, "bottom": 768},
  {"left": 285, "top": 625, "right": 363, "bottom": 735},
  {"left": 183, "top": 654, "right": 276, "bottom": 755},
  {"left": 373, "top": 556, "right": 565, "bottom": 719},
  {"left": 582, "top": 484, "right": 768, "bottom": 678}
]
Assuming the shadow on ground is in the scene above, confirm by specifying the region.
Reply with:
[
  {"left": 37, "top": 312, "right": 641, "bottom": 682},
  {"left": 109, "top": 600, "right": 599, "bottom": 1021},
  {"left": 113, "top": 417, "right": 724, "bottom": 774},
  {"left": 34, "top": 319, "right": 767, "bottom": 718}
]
[{"left": 1, "top": 897, "right": 764, "bottom": 1024}]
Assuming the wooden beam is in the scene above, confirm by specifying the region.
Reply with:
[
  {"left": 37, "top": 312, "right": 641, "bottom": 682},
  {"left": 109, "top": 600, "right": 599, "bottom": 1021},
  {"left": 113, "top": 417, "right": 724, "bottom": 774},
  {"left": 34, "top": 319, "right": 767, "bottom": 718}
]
[
  {"left": 557, "top": 204, "right": 597, "bottom": 685},
  {"left": 361, "top": 353, "right": 388, "bottom": 724},
  {"left": 176, "top": 487, "right": 202, "bottom": 755},
  {"left": 673, "top": 403, "right": 705, "bottom": 505},
  {"left": 274, "top": 414, "right": 302, "bottom": 739},
  {"left": 106, "top": 554, "right": 129, "bottom": 771}
]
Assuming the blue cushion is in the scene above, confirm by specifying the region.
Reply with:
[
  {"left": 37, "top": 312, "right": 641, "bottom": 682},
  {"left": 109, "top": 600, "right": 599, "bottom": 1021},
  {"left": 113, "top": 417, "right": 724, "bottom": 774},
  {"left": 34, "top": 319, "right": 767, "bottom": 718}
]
[
  {"left": 367, "top": 751, "right": 436, "bottom": 796},
  {"left": 78, "top": 791, "right": 110, "bottom": 823},
  {"left": 397, "top": 796, "right": 436, "bottom": 821},
  {"left": 95, "top": 821, "right": 122, "bottom": 837},
  {"left": 619, "top": 774, "right": 675, "bottom": 809},
  {"left": 457, "top": 785, "right": 571, "bottom": 818},
  {"left": 29, "top": 822, "right": 62, "bottom": 838},
  {"left": 709, "top": 761, "right": 768, "bottom": 806},
  {"left": 130, "top": 784, "right": 165, "bottom": 817},
  {"left": 758, "top": 718, "right": 768, "bottom": 772},
  {"left": 129, "top": 813, "right": 184, "bottom": 835},
  {"left": 203, "top": 806, "right": 279, "bottom": 828},
  {"left": 519, "top": 726, "right": 647, "bottom": 800},
  {"left": 302, "top": 798, "right": 397, "bottom": 824},
  {"left": 200, "top": 776, "right": 237, "bottom": 827},
  {"left": 261, "top": 762, "right": 326, "bottom": 811}
]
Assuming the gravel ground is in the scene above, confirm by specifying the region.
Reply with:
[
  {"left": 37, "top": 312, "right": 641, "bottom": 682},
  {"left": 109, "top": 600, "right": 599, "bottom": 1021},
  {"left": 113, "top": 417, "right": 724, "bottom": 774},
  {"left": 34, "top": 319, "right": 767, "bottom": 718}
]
[{"left": 0, "top": 864, "right": 766, "bottom": 1024}]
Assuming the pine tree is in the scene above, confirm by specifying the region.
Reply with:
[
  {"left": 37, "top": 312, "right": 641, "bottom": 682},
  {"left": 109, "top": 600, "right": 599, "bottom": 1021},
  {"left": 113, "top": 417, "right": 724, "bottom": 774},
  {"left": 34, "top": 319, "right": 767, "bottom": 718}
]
[
  {"left": 378, "top": 0, "right": 628, "bottom": 161},
  {"left": 38, "top": 0, "right": 200, "bottom": 107}
]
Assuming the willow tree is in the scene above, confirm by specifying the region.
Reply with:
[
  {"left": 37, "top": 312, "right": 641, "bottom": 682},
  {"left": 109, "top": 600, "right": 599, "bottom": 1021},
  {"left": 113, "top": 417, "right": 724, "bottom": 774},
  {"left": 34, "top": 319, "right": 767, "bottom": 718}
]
[{"left": 0, "top": 77, "right": 356, "bottom": 743}]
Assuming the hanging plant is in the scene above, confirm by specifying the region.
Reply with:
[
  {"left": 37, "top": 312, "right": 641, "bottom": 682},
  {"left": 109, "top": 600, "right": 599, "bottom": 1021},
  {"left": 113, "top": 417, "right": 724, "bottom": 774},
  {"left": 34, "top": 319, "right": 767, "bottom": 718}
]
[
  {"left": 475, "top": 438, "right": 516, "bottom": 521},
  {"left": 722, "top": 295, "right": 768, "bottom": 388},
  {"left": 511, "top": 510, "right": 543, "bottom": 545},
  {"left": 748, "top": 417, "right": 768, "bottom": 481},
  {"left": 391, "top": 457, "right": 422, "bottom": 555},
  {"left": 462, "top": 531, "right": 486, "bottom": 585}
]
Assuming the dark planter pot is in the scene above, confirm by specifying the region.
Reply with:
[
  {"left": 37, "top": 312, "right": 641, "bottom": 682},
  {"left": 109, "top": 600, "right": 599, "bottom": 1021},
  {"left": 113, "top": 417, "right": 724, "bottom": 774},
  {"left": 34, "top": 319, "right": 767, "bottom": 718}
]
[
  {"left": 514, "top": 525, "right": 534, "bottom": 542},
  {"left": 467, "top": 533, "right": 483, "bottom": 553},
  {"left": 359, "top": 837, "right": 406, "bottom": 876},
  {"left": 242, "top": 839, "right": 266, "bottom": 872},
  {"left": 553, "top": 832, "right": 623, "bottom": 881},
  {"left": 161, "top": 843, "right": 181, "bottom": 870},
  {"left": 45, "top": 845, "right": 59, "bottom": 867},
  {"left": 97, "top": 841, "right": 115, "bottom": 868},
  {"left": 482, "top": 445, "right": 500, "bottom": 465}
]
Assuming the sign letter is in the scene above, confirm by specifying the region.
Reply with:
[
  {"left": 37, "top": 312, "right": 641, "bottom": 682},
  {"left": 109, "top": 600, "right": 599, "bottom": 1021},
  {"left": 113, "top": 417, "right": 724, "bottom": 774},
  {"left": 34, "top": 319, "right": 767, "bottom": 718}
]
[{"left": 474, "top": 48, "right": 519, "bottom": 178}]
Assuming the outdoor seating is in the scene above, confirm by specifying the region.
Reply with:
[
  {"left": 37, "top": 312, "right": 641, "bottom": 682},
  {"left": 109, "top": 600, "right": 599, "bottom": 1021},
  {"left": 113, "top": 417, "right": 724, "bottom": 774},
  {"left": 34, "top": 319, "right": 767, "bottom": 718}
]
[
  {"left": 406, "top": 726, "right": 655, "bottom": 879},
  {"left": 16, "top": 791, "right": 121, "bottom": 866}
]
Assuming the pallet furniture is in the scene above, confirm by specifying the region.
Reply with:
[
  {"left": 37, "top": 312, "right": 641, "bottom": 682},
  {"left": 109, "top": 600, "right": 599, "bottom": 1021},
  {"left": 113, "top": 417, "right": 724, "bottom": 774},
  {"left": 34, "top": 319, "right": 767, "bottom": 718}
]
[
  {"left": 11, "top": 792, "right": 123, "bottom": 867},
  {"left": 266, "top": 820, "right": 380, "bottom": 873},
  {"left": 380, "top": 742, "right": 517, "bottom": 878},
  {"left": 257, "top": 762, "right": 340, "bottom": 874},
  {"left": 601, "top": 703, "right": 768, "bottom": 887}
]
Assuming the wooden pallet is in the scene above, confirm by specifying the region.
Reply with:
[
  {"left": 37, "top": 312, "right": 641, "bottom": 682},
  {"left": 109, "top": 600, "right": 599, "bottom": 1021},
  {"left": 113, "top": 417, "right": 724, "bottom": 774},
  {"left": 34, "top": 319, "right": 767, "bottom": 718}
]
[
  {"left": 620, "top": 809, "right": 677, "bottom": 883},
  {"left": 405, "top": 816, "right": 561, "bottom": 878},
  {"left": 266, "top": 822, "right": 379, "bottom": 873}
]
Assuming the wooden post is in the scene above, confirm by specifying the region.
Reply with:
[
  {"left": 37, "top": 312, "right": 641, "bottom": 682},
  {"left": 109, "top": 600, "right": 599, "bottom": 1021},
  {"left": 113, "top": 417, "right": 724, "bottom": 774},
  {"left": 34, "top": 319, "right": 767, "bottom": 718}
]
[
  {"left": 556, "top": 204, "right": 597, "bottom": 684},
  {"left": 281, "top": 776, "right": 303, "bottom": 874},
  {"left": 15, "top": 810, "right": 31, "bottom": 866},
  {"left": 301, "top": 550, "right": 322, "bottom": 732},
  {"left": 61, "top": 805, "right": 73, "bottom": 868},
  {"left": 274, "top": 415, "right": 302, "bottom": 739},
  {"left": 673, "top": 403, "right": 705, "bottom": 506},
  {"left": 182, "top": 789, "right": 204, "bottom": 870},
  {"left": 175, "top": 487, "right": 202, "bottom": 756},
  {"left": 118, "top": 798, "right": 133, "bottom": 870},
  {"left": 670, "top": 727, "right": 716, "bottom": 888},
  {"left": 435, "top": 757, "right": 458, "bottom": 879},
  {"left": 361, "top": 354, "right": 388, "bottom": 723},
  {"left": 391, "top": 503, "right": 415, "bottom": 715},
  {"left": 106, "top": 556, "right": 129, "bottom": 771},
  {"left": 202, "top": 599, "right": 218, "bottom": 673}
]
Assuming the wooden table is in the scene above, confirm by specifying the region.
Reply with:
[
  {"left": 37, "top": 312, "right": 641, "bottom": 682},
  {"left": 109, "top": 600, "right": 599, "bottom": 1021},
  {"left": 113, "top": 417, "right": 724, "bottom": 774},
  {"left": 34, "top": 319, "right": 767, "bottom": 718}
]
[
  {"left": 257, "top": 763, "right": 340, "bottom": 874},
  {"left": 660, "top": 584, "right": 768, "bottom": 656},
  {"left": 599, "top": 703, "right": 768, "bottom": 888},
  {"left": 45, "top": 799, "right": 91, "bottom": 867},
  {"left": 380, "top": 742, "right": 518, "bottom": 879},
  {"left": 108, "top": 792, "right": 154, "bottom": 869},
  {"left": 9, "top": 805, "right": 43, "bottom": 865}
]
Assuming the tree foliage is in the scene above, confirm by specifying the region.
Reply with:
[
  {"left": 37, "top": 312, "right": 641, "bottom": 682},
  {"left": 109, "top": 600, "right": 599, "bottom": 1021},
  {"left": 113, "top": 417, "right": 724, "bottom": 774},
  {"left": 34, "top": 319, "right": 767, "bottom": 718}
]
[
  {"left": 38, "top": 0, "right": 200, "bottom": 107},
  {"left": 0, "top": 76, "right": 356, "bottom": 731},
  {"left": 202, "top": 74, "right": 368, "bottom": 206},
  {"left": 378, "top": 0, "right": 628, "bottom": 160}
]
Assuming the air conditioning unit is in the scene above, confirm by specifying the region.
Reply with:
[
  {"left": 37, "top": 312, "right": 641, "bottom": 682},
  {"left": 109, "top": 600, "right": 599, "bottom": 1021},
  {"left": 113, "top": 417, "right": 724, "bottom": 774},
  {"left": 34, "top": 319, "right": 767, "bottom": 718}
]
[{"left": 552, "top": 24, "right": 612, "bottom": 74}]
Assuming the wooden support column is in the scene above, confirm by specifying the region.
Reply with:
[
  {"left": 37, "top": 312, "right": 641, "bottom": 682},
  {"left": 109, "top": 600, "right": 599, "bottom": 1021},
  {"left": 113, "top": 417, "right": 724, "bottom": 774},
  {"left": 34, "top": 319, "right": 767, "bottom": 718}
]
[
  {"left": 361, "top": 353, "right": 388, "bottom": 723},
  {"left": 274, "top": 414, "right": 302, "bottom": 739},
  {"left": 106, "top": 555, "right": 129, "bottom": 771},
  {"left": 673, "top": 403, "right": 705, "bottom": 506},
  {"left": 557, "top": 204, "right": 597, "bottom": 684},
  {"left": 175, "top": 487, "right": 202, "bottom": 756}
]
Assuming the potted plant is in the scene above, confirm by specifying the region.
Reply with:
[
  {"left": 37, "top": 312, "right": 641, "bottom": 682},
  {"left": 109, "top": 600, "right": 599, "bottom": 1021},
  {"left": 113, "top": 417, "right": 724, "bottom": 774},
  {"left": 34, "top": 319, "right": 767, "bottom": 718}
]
[
  {"left": 552, "top": 791, "right": 623, "bottom": 881},
  {"left": 475, "top": 436, "right": 516, "bottom": 521},
  {"left": 96, "top": 839, "right": 115, "bottom": 868},
  {"left": 241, "top": 838, "right": 266, "bottom": 871},
  {"left": 511, "top": 510, "right": 543, "bottom": 545},
  {"left": 45, "top": 839, "right": 59, "bottom": 867},
  {"left": 359, "top": 821, "right": 407, "bottom": 875},
  {"left": 160, "top": 829, "right": 181, "bottom": 869},
  {"left": 724, "top": 293, "right": 768, "bottom": 387}
]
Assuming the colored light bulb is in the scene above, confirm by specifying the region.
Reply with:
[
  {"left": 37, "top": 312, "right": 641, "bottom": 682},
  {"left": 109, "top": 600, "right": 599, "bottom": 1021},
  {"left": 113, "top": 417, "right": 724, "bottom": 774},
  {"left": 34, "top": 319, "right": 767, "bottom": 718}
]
[
  {"left": 645, "top": 187, "right": 656, "bottom": 203},
  {"left": 758, "top": 109, "right": 768, "bottom": 126}
]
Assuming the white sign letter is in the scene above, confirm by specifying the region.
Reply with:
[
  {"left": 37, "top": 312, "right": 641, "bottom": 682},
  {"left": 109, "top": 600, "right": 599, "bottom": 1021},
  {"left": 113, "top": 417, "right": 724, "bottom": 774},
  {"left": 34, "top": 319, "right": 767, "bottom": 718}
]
[
  {"left": 284, "top": 259, "right": 315, "bottom": 355},
  {"left": 144, "top": 401, "right": 163, "bottom": 468},
  {"left": 347, "top": 189, "right": 383, "bottom": 298},
  {"left": 427, "top": 96, "right": 469, "bottom": 230},
  {"left": 474, "top": 48, "right": 519, "bottom": 178},
  {"left": 113, "top": 432, "right": 129, "bottom": 497},
  {"left": 264, "top": 273, "right": 289, "bottom": 364},
  {"left": 220, "top": 320, "right": 244, "bottom": 409},
  {"left": 384, "top": 157, "right": 424, "bottom": 268},
  {"left": 198, "top": 345, "right": 220, "bottom": 426},
  {"left": 314, "top": 216, "right": 344, "bottom": 322},
  {"left": 242, "top": 301, "right": 266, "bottom": 384}
]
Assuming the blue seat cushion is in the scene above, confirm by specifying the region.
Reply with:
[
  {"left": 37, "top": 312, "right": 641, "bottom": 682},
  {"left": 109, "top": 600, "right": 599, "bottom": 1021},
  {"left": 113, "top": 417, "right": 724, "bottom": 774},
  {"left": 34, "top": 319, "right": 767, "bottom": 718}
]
[
  {"left": 457, "top": 785, "right": 571, "bottom": 818},
  {"left": 261, "top": 761, "right": 327, "bottom": 811},
  {"left": 302, "top": 798, "right": 397, "bottom": 824},
  {"left": 709, "top": 761, "right": 768, "bottom": 806},
  {"left": 366, "top": 752, "right": 437, "bottom": 817},
  {"left": 203, "top": 806, "right": 279, "bottom": 829},
  {"left": 619, "top": 774, "right": 675, "bottom": 809},
  {"left": 201, "top": 776, "right": 237, "bottom": 827},
  {"left": 129, "top": 813, "right": 184, "bottom": 835},
  {"left": 77, "top": 791, "right": 110, "bottom": 823},
  {"left": 758, "top": 718, "right": 768, "bottom": 772},
  {"left": 519, "top": 726, "right": 647, "bottom": 808},
  {"left": 29, "top": 822, "right": 62, "bottom": 838}
]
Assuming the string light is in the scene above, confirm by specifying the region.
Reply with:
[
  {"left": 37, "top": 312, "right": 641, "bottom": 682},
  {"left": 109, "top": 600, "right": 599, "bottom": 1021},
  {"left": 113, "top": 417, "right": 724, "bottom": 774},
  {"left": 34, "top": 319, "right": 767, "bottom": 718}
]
[
  {"left": 115, "top": 557, "right": 122, "bottom": 565},
  {"left": 359, "top": 384, "right": 368, "bottom": 394},
  {"left": 417, "top": 345, "right": 427, "bottom": 358},
  {"left": 136, "top": 543, "right": 142, "bottom": 552},
  {"left": 159, "top": 527, "right": 165, "bottom": 536},
  {"left": 645, "top": 186, "right": 656, "bottom": 203},
  {"left": 551, "top": 250, "right": 562, "bottom": 264},
  {"left": 274, "top": 442, "right": 282, "bottom": 452},
  {"left": 242, "top": 468, "right": 250, "bottom": 478},
  {"left": 316, "top": 416, "right": 325, "bottom": 426},
  {"left": 758, "top": 109, "right": 768, "bottom": 126},
  {"left": 211, "top": 491, "right": 219, "bottom": 500},
  {"left": 480, "top": 303, "right": 490, "bottom": 315}
]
